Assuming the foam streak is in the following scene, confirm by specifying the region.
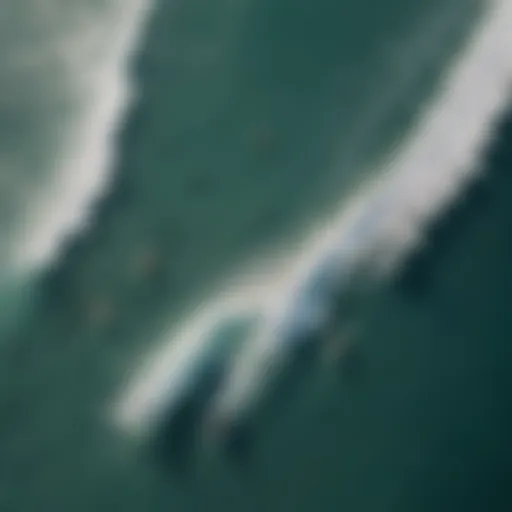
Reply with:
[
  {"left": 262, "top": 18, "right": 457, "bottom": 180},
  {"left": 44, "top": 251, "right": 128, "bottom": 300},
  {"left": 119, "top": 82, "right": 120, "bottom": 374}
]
[{"left": 11, "top": 0, "right": 155, "bottom": 272}]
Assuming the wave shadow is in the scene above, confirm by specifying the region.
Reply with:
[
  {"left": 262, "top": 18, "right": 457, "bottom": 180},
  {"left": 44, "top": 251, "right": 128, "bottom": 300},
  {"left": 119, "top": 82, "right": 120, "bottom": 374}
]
[{"left": 394, "top": 110, "right": 512, "bottom": 297}]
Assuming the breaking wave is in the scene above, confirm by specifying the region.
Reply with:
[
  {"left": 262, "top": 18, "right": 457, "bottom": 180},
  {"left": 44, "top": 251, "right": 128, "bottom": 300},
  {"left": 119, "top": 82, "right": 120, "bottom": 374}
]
[
  {"left": 3, "top": 0, "right": 154, "bottom": 274},
  {"left": 114, "top": 0, "right": 512, "bottom": 437}
]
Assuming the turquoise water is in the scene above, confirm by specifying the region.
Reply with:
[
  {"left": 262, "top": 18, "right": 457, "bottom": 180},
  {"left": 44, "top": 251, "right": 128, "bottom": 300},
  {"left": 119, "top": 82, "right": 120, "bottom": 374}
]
[{"left": 1, "top": 1, "right": 511, "bottom": 511}]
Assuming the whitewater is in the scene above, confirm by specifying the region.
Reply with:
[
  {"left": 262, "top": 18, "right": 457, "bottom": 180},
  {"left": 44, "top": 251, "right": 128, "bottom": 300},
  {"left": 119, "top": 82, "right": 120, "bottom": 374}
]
[
  {"left": 113, "top": 0, "right": 512, "bottom": 439},
  {"left": 0, "top": 0, "right": 153, "bottom": 275},
  {"left": 0, "top": 0, "right": 155, "bottom": 340}
]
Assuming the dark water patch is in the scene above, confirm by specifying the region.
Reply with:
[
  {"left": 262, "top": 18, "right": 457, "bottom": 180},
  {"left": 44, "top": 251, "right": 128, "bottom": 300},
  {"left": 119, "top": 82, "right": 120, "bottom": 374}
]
[{"left": 150, "top": 363, "right": 227, "bottom": 472}]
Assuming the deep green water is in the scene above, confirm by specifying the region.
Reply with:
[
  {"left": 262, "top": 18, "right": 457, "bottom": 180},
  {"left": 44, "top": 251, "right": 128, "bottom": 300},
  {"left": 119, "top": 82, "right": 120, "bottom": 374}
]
[{"left": 1, "top": 1, "right": 511, "bottom": 511}]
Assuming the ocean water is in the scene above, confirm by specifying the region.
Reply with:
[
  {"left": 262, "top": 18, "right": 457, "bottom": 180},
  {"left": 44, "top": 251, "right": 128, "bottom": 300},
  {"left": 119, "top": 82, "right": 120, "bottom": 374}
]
[{"left": 0, "top": 0, "right": 511, "bottom": 511}]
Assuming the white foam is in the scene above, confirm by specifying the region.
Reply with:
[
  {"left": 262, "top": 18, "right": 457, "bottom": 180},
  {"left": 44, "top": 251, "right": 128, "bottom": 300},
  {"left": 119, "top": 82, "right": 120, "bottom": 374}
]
[{"left": 10, "top": 0, "right": 155, "bottom": 272}]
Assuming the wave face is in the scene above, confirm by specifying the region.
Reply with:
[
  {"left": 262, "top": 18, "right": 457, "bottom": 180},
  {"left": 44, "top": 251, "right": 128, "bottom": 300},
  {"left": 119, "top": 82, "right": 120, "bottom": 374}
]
[
  {"left": 0, "top": 0, "right": 154, "bottom": 275},
  {"left": 114, "top": 0, "right": 512, "bottom": 449}
]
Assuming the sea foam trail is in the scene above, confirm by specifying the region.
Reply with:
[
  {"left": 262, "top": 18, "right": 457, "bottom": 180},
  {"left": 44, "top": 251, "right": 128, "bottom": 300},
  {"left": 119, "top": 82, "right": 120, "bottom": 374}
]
[
  {"left": 113, "top": 0, "right": 512, "bottom": 436},
  {"left": 8, "top": 0, "right": 154, "bottom": 273}
]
